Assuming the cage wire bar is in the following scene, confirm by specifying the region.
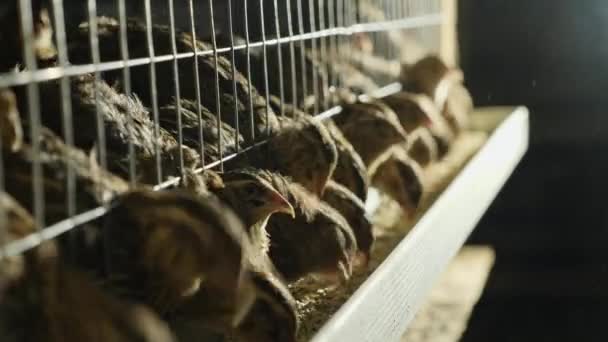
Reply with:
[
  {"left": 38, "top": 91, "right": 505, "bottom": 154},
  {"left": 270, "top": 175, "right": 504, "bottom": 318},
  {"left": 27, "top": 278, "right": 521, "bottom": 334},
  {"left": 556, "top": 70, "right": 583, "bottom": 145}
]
[{"left": 0, "top": 0, "right": 442, "bottom": 259}]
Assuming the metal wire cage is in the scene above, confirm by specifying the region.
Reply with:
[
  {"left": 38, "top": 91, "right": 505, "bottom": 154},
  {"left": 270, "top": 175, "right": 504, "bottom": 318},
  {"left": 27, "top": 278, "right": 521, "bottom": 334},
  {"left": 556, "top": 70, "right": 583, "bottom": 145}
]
[{"left": 0, "top": 0, "right": 441, "bottom": 262}]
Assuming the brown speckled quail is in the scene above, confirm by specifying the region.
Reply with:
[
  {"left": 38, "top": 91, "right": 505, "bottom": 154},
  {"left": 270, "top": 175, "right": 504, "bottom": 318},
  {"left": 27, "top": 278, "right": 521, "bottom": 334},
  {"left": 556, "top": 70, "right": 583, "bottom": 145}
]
[
  {"left": 333, "top": 99, "right": 408, "bottom": 169},
  {"left": 14, "top": 73, "right": 200, "bottom": 184},
  {"left": 227, "top": 114, "right": 338, "bottom": 197},
  {"left": 158, "top": 98, "right": 244, "bottom": 166},
  {"left": 258, "top": 172, "right": 358, "bottom": 285},
  {"left": 174, "top": 168, "right": 298, "bottom": 342},
  {"left": 1, "top": 87, "right": 129, "bottom": 225},
  {"left": 102, "top": 189, "right": 257, "bottom": 332},
  {"left": 0, "top": 88, "right": 23, "bottom": 152},
  {"left": 0, "top": 192, "right": 175, "bottom": 342},
  {"left": 67, "top": 17, "right": 279, "bottom": 142},
  {"left": 0, "top": 0, "right": 56, "bottom": 72},
  {"left": 404, "top": 127, "right": 439, "bottom": 168},
  {"left": 382, "top": 91, "right": 454, "bottom": 158},
  {"left": 269, "top": 95, "right": 368, "bottom": 200},
  {"left": 322, "top": 180, "right": 374, "bottom": 268},
  {"left": 211, "top": 168, "right": 295, "bottom": 255},
  {"left": 232, "top": 260, "right": 298, "bottom": 342},
  {"left": 324, "top": 120, "right": 369, "bottom": 202},
  {"left": 401, "top": 55, "right": 451, "bottom": 101},
  {"left": 401, "top": 55, "right": 473, "bottom": 133},
  {"left": 369, "top": 147, "right": 425, "bottom": 219}
]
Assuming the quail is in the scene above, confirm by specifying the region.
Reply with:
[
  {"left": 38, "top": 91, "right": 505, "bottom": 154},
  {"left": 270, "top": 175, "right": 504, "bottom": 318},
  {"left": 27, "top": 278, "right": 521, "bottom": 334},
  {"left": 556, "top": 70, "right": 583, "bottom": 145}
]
[
  {"left": 401, "top": 55, "right": 473, "bottom": 132},
  {"left": 404, "top": 127, "right": 439, "bottom": 168},
  {"left": 227, "top": 113, "right": 338, "bottom": 197},
  {"left": 158, "top": 98, "right": 244, "bottom": 165},
  {"left": 67, "top": 17, "right": 279, "bottom": 142},
  {"left": 258, "top": 172, "right": 358, "bottom": 284},
  {"left": 1, "top": 87, "right": 129, "bottom": 225},
  {"left": 174, "top": 169, "right": 298, "bottom": 342},
  {"left": 14, "top": 73, "right": 200, "bottom": 184},
  {"left": 333, "top": 99, "right": 408, "bottom": 168},
  {"left": 369, "top": 147, "right": 425, "bottom": 219},
  {"left": 322, "top": 180, "right": 374, "bottom": 268},
  {"left": 102, "top": 189, "right": 257, "bottom": 332},
  {"left": 211, "top": 168, "right": 295, "bottom": 255},
  {"left": 0, "top": 192, "right": 175, "bottom": 342},
  {"left": 216, "top": 33, "right": 326, "bottom": 112},
  {"left": 382, "top": 91, "right": 454, "bottom": 157},
  {"left": 232, "top": 259, "right": 298, "bottom": 342},
  {"left": 270, "top": 97, "right": 365, "bottom": 201},
  {"left": 324, "top": 120, "right": 369, "bottom": 202},
  {"left": 0, "top": 88, "right": 23, "bottom": 152},
  {"left": 0, "top": 0, "right": 56, "bottom": 72}
]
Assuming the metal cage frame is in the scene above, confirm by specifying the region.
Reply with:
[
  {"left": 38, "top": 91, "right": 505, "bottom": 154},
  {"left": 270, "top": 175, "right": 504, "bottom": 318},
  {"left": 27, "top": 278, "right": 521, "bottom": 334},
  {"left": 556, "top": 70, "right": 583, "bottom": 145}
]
[{"left": 0, "top": 0, "right": 442, "bottom": 258}]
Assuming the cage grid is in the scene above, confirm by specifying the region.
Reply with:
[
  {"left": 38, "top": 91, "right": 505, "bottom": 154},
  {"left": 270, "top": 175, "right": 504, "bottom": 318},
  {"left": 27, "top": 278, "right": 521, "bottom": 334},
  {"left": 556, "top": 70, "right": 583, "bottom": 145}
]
[{"left": 0, "top": 0, "right": 442, "bottom": 259}]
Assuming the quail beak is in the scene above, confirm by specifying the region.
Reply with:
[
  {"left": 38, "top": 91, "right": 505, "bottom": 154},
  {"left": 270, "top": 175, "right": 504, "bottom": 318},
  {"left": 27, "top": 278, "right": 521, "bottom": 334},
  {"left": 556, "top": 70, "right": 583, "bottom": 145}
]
[
  {"left": 354, "top": 251, "right": 371, "bottom": 269},
  {"left": 265, "top": 189, "right": 295, "bottom": 218}
]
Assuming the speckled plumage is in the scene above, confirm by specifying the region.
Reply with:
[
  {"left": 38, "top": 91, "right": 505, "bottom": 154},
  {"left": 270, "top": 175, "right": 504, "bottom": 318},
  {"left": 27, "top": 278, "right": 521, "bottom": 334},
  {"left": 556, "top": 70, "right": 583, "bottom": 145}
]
[
  {"left": 322, "top": 180, "right": 374, "bottom": 267},
  {"left": 370, "top": 147, "right": 425, "bottom": 218},
  {"left": 102, "top": 189, "right": 256, "bottom": 332},
  {"left": 333, "top": 99, "right": 408, "bottom": 169},
  {"left": 0, "top": 192, "right": 175, "bottom": 342},
  {"left": 257, "top": 172, "right": 358, "bottom": 284},
  {"left": 67, "top": 17, "right": 279, "bottom": 143}
]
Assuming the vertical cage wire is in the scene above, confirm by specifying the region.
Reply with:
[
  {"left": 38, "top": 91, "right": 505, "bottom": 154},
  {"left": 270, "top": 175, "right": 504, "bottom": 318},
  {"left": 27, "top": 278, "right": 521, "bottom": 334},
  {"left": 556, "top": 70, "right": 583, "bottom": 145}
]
[
  {"left": 144, "top": 0, "right": 164, "bottom": 183},
  {"left": 297, "top": 0, "right": 308, "bottom": 110},
  {"left": 258, "top": 0, "right": 272, "bottom": 135},
  {"left": 168, "top": 0, "right": 186, "bottom": 179},
  {"left": 0, "top": 0, "right": 443, "bottom": 257},
  {"left": 317, "top": 0, "right": 329, "bottom": 110},
  {"left": 285, "top": 0, "right": 298, "bottom": 110},
  {"left": 187, "top": 0, "right": 208, "bottom": 164},
  {"left": 86, "top": 0, "right": 108, "bottom": 171},
  {"left": 226, "top": 0, "right": 240, "bottom": 152},
  {"left": 308, "top": 0, "right": 320, "bottom": 115},
  {"left": 117, "top": 0, "right": 137, "bottom": 185},
  {"left": 243, "top": 0, "right": 256, "bottom": 142},
  {"left": 51, "top": 0, "right": 76, "bottom": 220},
  {"left": 207, "top": 0, "right": 224, "bottom": 171},
  {"left": 18, "top": 0, "right": 45, "bottom": 233},
  {"left": 272, "top": 0, "right": 285, "bottom": 118}
]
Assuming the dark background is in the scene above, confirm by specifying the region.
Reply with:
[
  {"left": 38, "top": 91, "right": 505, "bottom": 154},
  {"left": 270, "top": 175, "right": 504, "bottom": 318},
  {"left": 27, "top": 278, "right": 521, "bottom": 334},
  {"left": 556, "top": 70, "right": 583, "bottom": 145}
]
[{"left": 458, "top": 1, "right": 608, "bottom": 341}]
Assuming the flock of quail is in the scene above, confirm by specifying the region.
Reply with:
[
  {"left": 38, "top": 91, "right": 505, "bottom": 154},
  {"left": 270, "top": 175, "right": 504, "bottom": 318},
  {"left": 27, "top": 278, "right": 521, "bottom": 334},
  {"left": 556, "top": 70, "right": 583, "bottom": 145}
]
[{"left": 0, "top": 1, "right": 473, "bottom": 342}]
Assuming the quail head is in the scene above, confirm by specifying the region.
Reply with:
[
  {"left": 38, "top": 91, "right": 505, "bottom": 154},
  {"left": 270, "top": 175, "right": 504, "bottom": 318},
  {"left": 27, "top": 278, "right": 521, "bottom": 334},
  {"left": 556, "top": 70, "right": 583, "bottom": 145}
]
[
  {"left": 0, "top": 0, "right": 57, "bottom": 72},
  {"left": 404, "top": 127, "right": 439, "bottom": 168},
  {"left": 381, "top": 91, "right": 454, "bottom": 157},
  {"left": 322, "top": 180, "right": 374, "bottom": 268},
  {"left": 401, "top": 54, "right": 473, "bottom": 132},
  {"left": 333, "top": 99, "right": 408, "bottom": 168},
  {"left": 401, "top": 54, "right": 452, "bottom": 102},
  {"left": 102, "top": 189, "right": 257, "bottom": 330},
  {"left": 212, "top": 168, "right": 295, "bottom": 254},
  {"left": 0, "top": 192, "right": 175, "bottom": 342},
  {"left": 369, "top": 148, "right": 425, "bottom": 219},
  {"left": 0, "top": 88, "right": 23, "bottom": 152},
  {"left": 258, "top": 172, "right": 358, "bottom": 285}
]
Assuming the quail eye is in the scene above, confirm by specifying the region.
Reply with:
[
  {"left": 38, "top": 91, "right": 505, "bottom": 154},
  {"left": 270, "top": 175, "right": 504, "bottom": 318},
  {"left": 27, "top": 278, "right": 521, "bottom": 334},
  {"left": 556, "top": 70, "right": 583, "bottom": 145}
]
[
  {"left": 244, "top": 185, "right": 257, "bottom": 196},
  {"left": 250, "top": 198, "right": 265, "bottom": 207}
]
